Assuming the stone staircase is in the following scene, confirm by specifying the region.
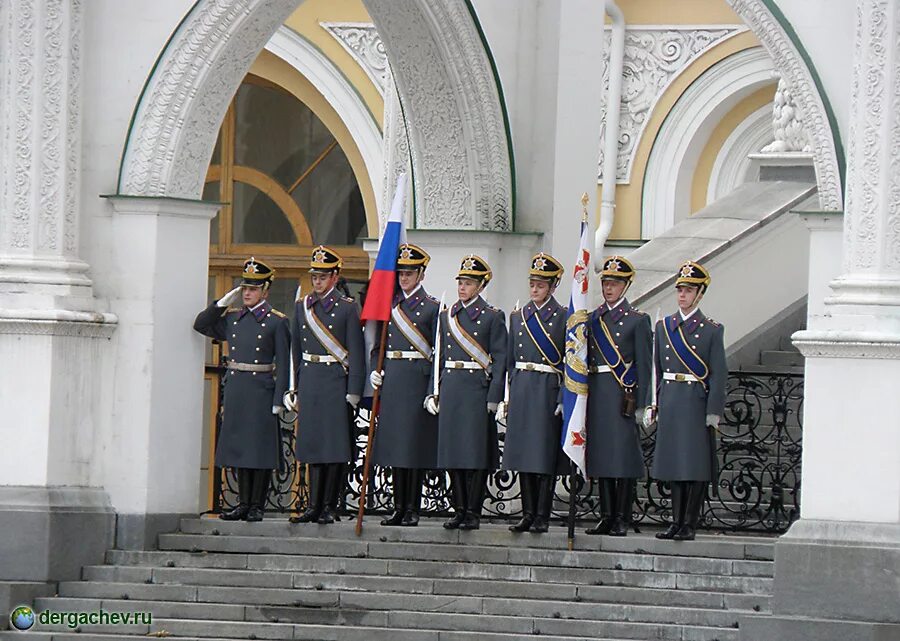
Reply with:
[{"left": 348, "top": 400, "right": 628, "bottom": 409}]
[{"left": 15, "top": 518, "right": 776, "bottom": 641}]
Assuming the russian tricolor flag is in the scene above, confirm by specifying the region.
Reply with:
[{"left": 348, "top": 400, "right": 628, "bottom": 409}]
[{"left": 360, "top": 173, "right": 407, "bottom": 323}]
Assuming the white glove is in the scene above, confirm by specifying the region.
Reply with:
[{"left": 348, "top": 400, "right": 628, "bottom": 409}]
[
  {"left": 642, "top": 406, "right": 656, "bottom": 430},
  {"left": 346, "top": 394, "right": 360, "bottom": 409},
  {"left": 369, "top": 370, "right": 384, "bottom": 389},
  {"left": 487, "top": 402, "right": 498, "bottom": 414},
  {"left": 554, "top": 403, "right": 563, "bottom": 416},
  {"left": 216, "top": 286, "right": 242, "bottom": 308},
  {"left": 495, "top": 401, "right": 507, "bottom": 422},
  {"left": 706, "top": 414, "right": 720, "bottom": 430},
  {"left": 424, "top": 395, "right": 439, "bottom": 415},
  {"left": 283, "top": 390, "right": 297, "bottom": 412},
  {"left": 272, "top": 405, "right": 283, "bottom": 415}
]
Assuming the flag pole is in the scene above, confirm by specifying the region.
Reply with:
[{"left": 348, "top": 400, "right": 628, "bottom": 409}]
[
  {"left": 355, "top": 319, "right": 389, "bottom": 536},
  {"left": 566, "top": 193, "right": 591, "bottom": 552}
]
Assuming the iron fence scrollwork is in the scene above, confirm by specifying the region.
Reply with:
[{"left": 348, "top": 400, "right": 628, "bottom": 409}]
[{"left": 211, "top": 368, "right": 803, "bottom": 533}]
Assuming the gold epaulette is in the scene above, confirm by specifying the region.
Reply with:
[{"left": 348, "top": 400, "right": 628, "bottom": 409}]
[
  {"left": 341, "top": 295, "right": 354, "bottom": 303},
  {"left": 269, "top": 308, "right": 287, "bottom": 318},
  {"left": 226, "top": 307, "right": 241, "bottom": 313},
  {"left": 706, "top": 317, "right": 721, "bottom": 327}
]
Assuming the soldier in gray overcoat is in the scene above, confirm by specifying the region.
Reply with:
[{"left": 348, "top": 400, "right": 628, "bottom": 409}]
[
  {"left": 584, "top": 256, "right": 653, "bottom": 537},
  {"left": 498, "top": 253, "right": 567, "bottom": 534},
  {"left": 425, "top": 255, "right": 508, "bottom": 531},
  {"left": 286, "top": 246, "right": 365, "bottom": 525},
  {"left": 649, "top": 260, "right": 726, "bottom": 541},
  {"left": 193, "top": 258, "right": 291, "bottom": 523},
  {"left": 368, "top": 243, "right": 439, "bottom": 527}
]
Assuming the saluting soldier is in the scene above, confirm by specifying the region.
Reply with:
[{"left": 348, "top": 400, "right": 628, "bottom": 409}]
[
  {"left": 425, "top": 255, "right": 508, "bottom": 531},
  {"left": 193, "top": 258, "right": 291, "bottom": 522},
  {"left": 287, "top": 246, "right": 365, "bottom": 525},
  {"left": 497, "top": 253, "right": 567, "bottom": 534},
  {"left": 584, "top": 256, "right": 653, "bottom": 537},
  {"left": 649, "top": 261, "right": 726, "bottom": 541},
  {"left": 368, "top": 244, "right": 440, "bottom": 527}
]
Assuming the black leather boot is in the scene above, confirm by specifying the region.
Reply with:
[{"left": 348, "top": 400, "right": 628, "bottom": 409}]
[
  {"left": 290, "top": 464, "right": 324, "bottom": 523},
  {"left": 381, "top": 468, "right": 408, "bottom": 526},
  {"left": 529, "top": 475, "right": 554, "bottom": 533},
  {"left": 317, "top": 464, "right": 342, "bottom": 524},
  {"left": 459, "top": 469, "right": 487, "bottom": 531},
  {"left": 509, "top": 473, "right": 536, "bottom": 532},
  {"left": 608, "top": 478, "right": 634, "bottom": 537},
  {"left": 674, "top": 482, "right": 706, "bottom": 541},
  {"left": 401, "top": 469, "right": 423, "bottom": 526},
  {"left": 220, "top": 468, "right": 251, "bottom": 521},
  {"left": 656, "top": 482, "right": 686, "bottom": 539},
  {"left": 443, "top": 470, "right": 468, "bottom": 529},
  {"left": 246, "top": 469, "right": 270, "bottom": 522},
  {"left": 585, "top": 478, "right": 615, "bottom": 535}
]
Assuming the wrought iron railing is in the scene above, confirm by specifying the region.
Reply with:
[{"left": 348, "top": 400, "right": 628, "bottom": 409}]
[{"left": 210, "top": 366, "right": 803, "bottom": 533}]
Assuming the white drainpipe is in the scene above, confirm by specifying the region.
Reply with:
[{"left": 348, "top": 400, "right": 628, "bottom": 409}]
[{"left": 595, "top": 0, "right": 625, "bottom": 271}]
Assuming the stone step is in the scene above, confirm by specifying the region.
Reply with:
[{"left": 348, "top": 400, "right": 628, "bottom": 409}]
[
  {"left": 66, "top": 575, "right": 770, "bottom": 612},
  {"left": 58, "top": 568, "right": 769, "bottom": 612},
  {"left": 38, "top": 589, "right": 752, "bottom": 627},
  {"left": 155, "top": 533, "right": 773, "bottom": 583},
  {"left": 176, "top": 518, "right": 775, "bottom": 560},
  {"left": 90, "top": 555, "right": 773, "bottom": 595},
  {"left": 32, "top": 596, "right": 742, "bottom": 640},
  {"left": 165, "top": 528, "right": 772, "bottom": 570}
]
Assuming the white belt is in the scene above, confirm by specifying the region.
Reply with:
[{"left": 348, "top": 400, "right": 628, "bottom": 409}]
[
  {"left": 385, "top": 350, "right": 426, "bottom": 360},
  {"left": 589, "top": 365, "right": 612, "bottom": 374},
  {"left": 445, "top": 360, "right": 484, "bottom": 370},
  {"left": 302, "top": 352, "right": 339, "bottom": 364},
  {"left": 663, "top": 372, "right": 701, "bottom": 383},
  {"left": 515, "top": 361, "right": 559, "bottom": 374}
]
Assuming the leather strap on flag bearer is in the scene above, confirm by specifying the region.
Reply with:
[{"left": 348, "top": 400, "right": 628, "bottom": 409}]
[
  {"left": 663, "top": 316, "right": 709, "bottom": 389},
  {"left": 391, "top": 305, "right": 432, "bottom": 361},
  {"left": 590, "top": 315, "right": 636, "bottom": 389},
  {"left": 448, "top": 312, "right": 490, "bottom": 370},
  {"left": 523, "top": 311, "right": 562, "bottom": 372},
  {"left": 303, "top": 302, "right": 349, "bottom": 370}
]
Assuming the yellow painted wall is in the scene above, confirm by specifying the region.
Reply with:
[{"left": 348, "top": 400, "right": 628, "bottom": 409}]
[
  {"left": 602, "top": 30, "right": 762, "bottom": 240},
  {"left": 283, "top": 0, "right": 384, "bottom": 126},
  {"left": 249, "top": 50, "right": 378, "bottom": 238},
  {"left": 618, "top": 0, "right": 745, "bottom": 24},
  {"left": 690, "top": 84, "right": 776, "bottom": 213}
]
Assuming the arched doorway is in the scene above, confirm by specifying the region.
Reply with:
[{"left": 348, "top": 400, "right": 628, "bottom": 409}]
[{"left": 199, "top": 73, "right": 372, "bottom": 509}]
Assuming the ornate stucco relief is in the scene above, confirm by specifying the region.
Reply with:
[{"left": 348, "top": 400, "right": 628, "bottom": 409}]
[
  {"left": 119, "top": 0, "right": 300, "bottom": 198},
  {"left": 362, "top": 0, "right": 511, "bottom": 230},
  {"left": 761, "top": 75, "right": 811, "bottom": 153},
  {"left": 120, "top": 0, "right": 512, "bottom": 232},
  {"left": 0, "top": 0, "right": 82, "bottom": 256},
  {"left": 598, "top": 26, "right": 746, "bottom": 184},
  {"left": 727, "top": 0, "right": 843, "bottom": 211},
  {"left": 320, "top": 22, "right": 388, "bottom": 95}
]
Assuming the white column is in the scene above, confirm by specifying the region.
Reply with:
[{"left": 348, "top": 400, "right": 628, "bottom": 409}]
[
  {"left": 0, "top": 0, "right": 117, "bottom": 583},
  {"left": 0, "top": 0, "right": 116, "bottom": 487},
  {"left": 104, "top": 196, "right": 219, "bottom": 548},
  {"left": 793, "top": 0, "right": 900, "bottom": 526}
]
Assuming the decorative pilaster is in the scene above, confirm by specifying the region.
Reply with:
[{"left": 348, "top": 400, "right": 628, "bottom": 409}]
[
  {"left": 747, "top": 4, "right": 900, "bottom": 637},
  {"left": 0, "top": 0, "right": 96, "bottom": 300}
]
